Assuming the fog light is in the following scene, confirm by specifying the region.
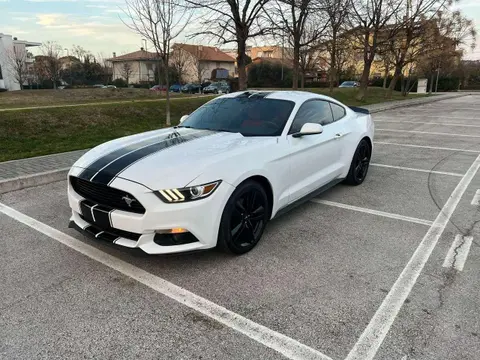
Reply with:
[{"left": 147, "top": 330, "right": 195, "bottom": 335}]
[{"left": 155, "top": 228, "right": 188, "bottom": 234}]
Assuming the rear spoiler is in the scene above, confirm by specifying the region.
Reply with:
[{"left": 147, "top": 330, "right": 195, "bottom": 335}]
[{"left": 349, "top": 106, "right": 370, "bottom": 115}]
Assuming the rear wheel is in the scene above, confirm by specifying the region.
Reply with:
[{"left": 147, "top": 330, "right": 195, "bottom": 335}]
[
  {"left": 344, "top": 139, "right": 371, "bottom": 185},
  {"left": 217, "top": 181, "right": 269, "bottom": 254}
]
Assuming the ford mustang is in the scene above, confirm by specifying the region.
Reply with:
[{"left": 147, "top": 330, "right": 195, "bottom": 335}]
[{"left": 67, "top": 91, "right": 374, "bottom": 255}]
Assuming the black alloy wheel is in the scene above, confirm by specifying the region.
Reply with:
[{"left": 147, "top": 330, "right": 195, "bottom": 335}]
[
  {"left": 217, "top": 181, "right": 269, "bottom": 254},
  {"left": 345, "top": 139, "right": 371, "bottom": 185}
]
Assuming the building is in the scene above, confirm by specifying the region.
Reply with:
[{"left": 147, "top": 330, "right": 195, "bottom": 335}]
[
  {"left": 0, "top": 33, "right": 41, "bottom": 90},
  {"left": 170, "top": 44, "right": 235, "bottom": 83},
  {"left": 108, "top": 48, "right": 160, "bottom": 84}
]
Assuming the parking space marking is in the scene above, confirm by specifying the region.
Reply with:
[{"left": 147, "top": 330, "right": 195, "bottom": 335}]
[
  {"left": 376, "top": 129, "right": 480, "bottom": 138},
  {"left": 370, "top": 163, "right": 463, "bottom": 177},
  {"left": 471, "top": 189, "right": 480, "bottom": 205},
  {"left": 374, "top": 142, "right": 480, "bottom": 153},
  {"left": 442, "top": 234, "right": 473, "bottom": 271},
  {"left": 311, "top": 199, "right": 433, "bottom": 226},
  {"left": 345, "top": 153, "right": 480, "bottom": 360},
  {"left": 374, "top": 120, "right": 480, "bottom": 128},
  {"left": 0, "top": 202, "right": 333, "bottom": 360},
  {"left": 375, "top": 115, "right": 477, "bottom": 121}
]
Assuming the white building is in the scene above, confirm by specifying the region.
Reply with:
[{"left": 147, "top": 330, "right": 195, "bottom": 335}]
[{"left": 0, "top": 33, "right": 41, "bottom": 91}]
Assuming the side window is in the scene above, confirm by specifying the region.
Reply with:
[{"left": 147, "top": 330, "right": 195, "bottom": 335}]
[
  {"left": 289, "top": 100, "right": 334, "bottom": 134},
  {"left": 330, "top": 103, "right": 346, "bottom": 121}
]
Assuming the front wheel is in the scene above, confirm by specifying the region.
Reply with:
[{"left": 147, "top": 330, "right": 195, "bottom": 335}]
[
  {"left": 344, "top": 139, "right": 371, "bottom": 185},
  {"left": 217, "top": 181, "right": 269, "bottom": 254}
]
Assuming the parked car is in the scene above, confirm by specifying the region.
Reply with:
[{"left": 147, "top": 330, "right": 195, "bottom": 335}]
[
  {"left": 169, "top": 84, "right": 182, "bottom": 92},
  {"left": 93, "top": 84, "right": 107, "bottom": 88},
  {"left": 203, "top": 82, "right": 230, "bottom": 94},
  {"left": 201, "top": 81, "right": 211, "bottom": 90},
  {"left": 181, "top": 83, "right": 202, "bottom": 94},
  {"left": 106, "top": 85, "right": 117, "bottom": 89},
  {"left": 150, "top": 84, "right": 167, "bottom": 92},
  {"left": 339, "top": 81, "right": 360, "bottom": 88},
  {"left": 67, "top": 90, "right": 374, "bottom": 255}
]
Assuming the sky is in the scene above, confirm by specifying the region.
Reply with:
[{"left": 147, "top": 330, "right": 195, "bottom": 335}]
[{"left": 2, "top": 0, "right": 480, "bottom": 60}]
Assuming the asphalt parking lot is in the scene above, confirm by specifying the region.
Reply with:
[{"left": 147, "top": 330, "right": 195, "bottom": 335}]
[{"left": 1, "top": 94, "right": 480, "bottom": 360}]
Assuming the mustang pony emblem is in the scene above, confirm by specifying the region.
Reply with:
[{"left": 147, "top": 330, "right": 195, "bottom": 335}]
[{"left": 122, "top": 195, "right": 137, "bottom": 207}]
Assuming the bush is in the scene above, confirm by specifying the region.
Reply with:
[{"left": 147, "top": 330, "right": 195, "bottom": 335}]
[
  {"left": 112, "top": 78, "right": 128, "bottom": 88},
  {"left": 247, "top": 62, "right": 292, "bottom": 88}
]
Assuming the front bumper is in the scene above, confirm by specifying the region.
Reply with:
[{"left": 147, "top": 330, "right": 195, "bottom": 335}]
[{"left": 67, "top": 168, "right": 234, "bottom": 254}]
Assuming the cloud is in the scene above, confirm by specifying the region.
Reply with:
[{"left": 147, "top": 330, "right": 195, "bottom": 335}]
[
  {"left": 86, "top": 4, "right": 108, "bottom": 8},
  {"left": 105, "top": 9, "right": 123, "bottom": 13},
  {"left": 12, "top": 17, "right": 33, "bottom": 22},
  {"left": 36, "top": 13, "right": 66, "bottom": 26}
]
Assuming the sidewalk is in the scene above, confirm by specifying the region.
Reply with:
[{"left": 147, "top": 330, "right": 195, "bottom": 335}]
[{"left": 0, "top": 92, "right": 472, "bottom": 193}]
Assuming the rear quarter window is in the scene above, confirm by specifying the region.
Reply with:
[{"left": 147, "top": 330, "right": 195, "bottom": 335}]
[{"left": 330, "top": 103, "right": 346, "bottom": 121}]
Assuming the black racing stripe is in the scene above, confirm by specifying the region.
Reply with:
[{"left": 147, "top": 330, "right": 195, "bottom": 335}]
[
  {"left": 91, "top": 130, "right": 215, "bottom": 185},
  {"left": 77, "top": 134, "right": 172, "bottom": 181}
]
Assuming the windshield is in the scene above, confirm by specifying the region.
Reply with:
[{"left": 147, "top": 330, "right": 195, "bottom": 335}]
[{"left": 179, "top": 96, "right": 295, "bottom": 136}]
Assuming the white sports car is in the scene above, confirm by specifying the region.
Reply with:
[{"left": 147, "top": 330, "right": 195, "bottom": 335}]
[{"left": 68, "top": 90, "right": 374, "bottom": 255}]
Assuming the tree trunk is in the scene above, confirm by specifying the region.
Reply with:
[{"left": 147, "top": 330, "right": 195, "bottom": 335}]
[
  {"left": 382, "top": 66, "right": 389, "bottom": 89},
  {"left": 329, "top": 67, "right": 336, "bottom": 93},
  {"left": 329, "top": 39, "right": 336, "bottom": 93},
  {"left": 237, "top": 40, "right": 247, "bottom": 90},
  {"left": 292, "top": 41, "right": 300, "bottom": 89},
  {"left": 301, "top": 72, "right": 305, "bottom": 89},
  {"left": 403, "top": 75, "right": 411, "bottom": 96},
  {"left": 356, "top": 61, "right": 372, "bottom": 101},
  {"left": 386, "top": 65, "right": 402, "bottom": 98},
  {"left": 164, "top": 56, "right": 171, "bottom": 126},
  {"left": 400, "top": 74, "right": 405, "bottom": 94},
  {"left": 429, "top": 72, "right": 434, "bottom": 94}
]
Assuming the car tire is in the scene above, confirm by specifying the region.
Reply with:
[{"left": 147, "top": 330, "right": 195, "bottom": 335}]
[
  {"left": 344, "top": 139, "right": 371, "bottom": 186},
  {"left": 217, "top": 180, "right": 270, "bottom": 255}
]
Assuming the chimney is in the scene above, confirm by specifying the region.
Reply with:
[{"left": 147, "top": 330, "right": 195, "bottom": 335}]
[
  {"left": 198, "top": 45, "right": 203, "bottom": 51},
  {"left": 215, "top": 48, "right": 218, "bottom": 52},
  {"left": 113, "top": 52, "right": 116, "bottom": 58}
]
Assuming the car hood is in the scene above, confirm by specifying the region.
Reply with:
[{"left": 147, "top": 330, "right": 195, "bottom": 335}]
[{"left": 72, "top": 127, "right": 274, "bottom": 190}]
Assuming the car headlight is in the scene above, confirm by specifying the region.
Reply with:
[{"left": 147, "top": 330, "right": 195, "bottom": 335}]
[{"left": 155, "top": 180, "right": 221, "bottom": 203}]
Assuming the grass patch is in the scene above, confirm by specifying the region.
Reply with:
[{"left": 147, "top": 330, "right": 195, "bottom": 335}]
[{"left": 0, "top": 87, "right": 427, "bottom": 162}]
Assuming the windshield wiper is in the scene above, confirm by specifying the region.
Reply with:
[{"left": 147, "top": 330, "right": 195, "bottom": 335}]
[{"left": 202, "top": 127, "right": 237, "bottom": 133}]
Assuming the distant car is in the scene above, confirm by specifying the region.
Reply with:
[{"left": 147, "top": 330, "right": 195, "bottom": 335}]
[
  {"left": 181, "top": 83, "right": 202, "bottom": 94},
  {"left": 106, "top": 85, "right": 117, "bottom": 89},
  {"left": 0, "top": 87, "right": 7, "bottom": 92},
  {"left": 93, "top": 84, "right": 107, "bottom": 88},
  {"left": 150, "top": 85, "right": 167, "bottom": 92},
  {"left": 339, "top": 81, "right": 360, "bottom": 88},
  {"left": 203, "top": 82, "right": 230, "bottom": 94},
  {"left": 169, "top": 84, "right": 182, "bottom": 92},
  {"left": 201, "top": 81, "right": 211, "bottom": 90}
]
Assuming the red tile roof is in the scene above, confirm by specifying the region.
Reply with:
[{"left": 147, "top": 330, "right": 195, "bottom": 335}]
[
  {"left": 108, "top": 50, "right": 159, "bottom": 61},
  {"left": 174, "top": 44, "right": 235, "bottom": 62}
]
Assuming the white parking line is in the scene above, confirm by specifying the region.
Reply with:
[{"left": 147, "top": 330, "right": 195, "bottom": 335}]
[
  {"left": 0, "top": 202, "right": 333, "bottom": 360},
  {"left": 376, "top": 129, "right": 480, "bottom": 138},
  {"left": 370, "top": 163, "right": 463, "bottom": 177},
  {"left": 374, "top": 142, "right": 480, "bottom": 153},
  {"left": 345, "top": 153, "right": 480, "bottom": 360},
  {"left": 374, "top": 120, "right": 480, "bottom": 128},
  {"left": 442, "top": 234, "right": 473, "bottom": 271},
  {"left": 311, "top": 199, "right": 433, "bottom": 226},
  {"left": 471, "top": 189, "right": 480, "bottom": 205},
  {"left": 375, "top": 115, "right": 478, "bottom": 121}
]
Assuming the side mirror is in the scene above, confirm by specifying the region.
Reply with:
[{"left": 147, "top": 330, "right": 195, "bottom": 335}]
[
  {"left": 179, "top": 115, "right": 189, "bottom": 123},
  {"left": 292, "top": 123, "right": 323, "bottom": 138}
]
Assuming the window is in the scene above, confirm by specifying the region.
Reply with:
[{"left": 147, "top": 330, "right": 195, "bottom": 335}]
[
  {"left": 180, "top": 97, "right": 295, "bottom": 137},
  {"left": 289, "top": 100, "right": 334, "bottom": 134},
  {"left": 330, "top": 103, "right": 346, "bottom": 121}
]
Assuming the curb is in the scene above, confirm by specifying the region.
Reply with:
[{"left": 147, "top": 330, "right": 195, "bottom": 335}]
[
  {"left": 366, "top": 93, "right": 470, "bottom": 113},
  {"left": 0, "top": 168, "right": 69, "bottom": 194}
]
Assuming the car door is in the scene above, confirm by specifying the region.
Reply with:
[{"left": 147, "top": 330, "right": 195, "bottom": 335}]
[{"left": 286, "top": 99, "right": 346, "bottom": 202}]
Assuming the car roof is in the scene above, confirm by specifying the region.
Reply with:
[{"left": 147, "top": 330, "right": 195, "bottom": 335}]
[{"left": 219, "top": 90, "right": 341, "bottom": 104}]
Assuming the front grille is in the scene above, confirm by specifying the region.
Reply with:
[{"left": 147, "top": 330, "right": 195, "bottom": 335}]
[{"left": 70, "top": 176, "right": 146, "bottom": 214}]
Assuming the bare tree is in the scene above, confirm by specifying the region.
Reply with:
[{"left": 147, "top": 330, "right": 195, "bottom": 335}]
[
  {"left": 267, "top": 0, "right": 328, "bottom": 88},
  {"left": 170, "top": 45, "right": 190, "bottom": 83},
  {"left": 123, "top": 0, "right": 192, "bottom": 126},
  {"left": 5, "top": 47, "right": 29, "bottom": 90},
  {"left": 120, "top": 62, "right": 134, "bottom": 85},
  {"left": 187, "top": 0, "right": 270, "bottom": 90},
  {"left": 39, "top": 41, "right": 63, "bottom": 89},
  {"left": 321, "top": 0, "right": 351, "bottom": 92},
  {"left": 349, "top": 0, "right": 404, "bottom": 100}
]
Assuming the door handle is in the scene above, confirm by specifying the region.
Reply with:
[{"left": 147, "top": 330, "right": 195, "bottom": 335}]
[{"left": 335, "top": 133, "right": 343, "bottom": 139}]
